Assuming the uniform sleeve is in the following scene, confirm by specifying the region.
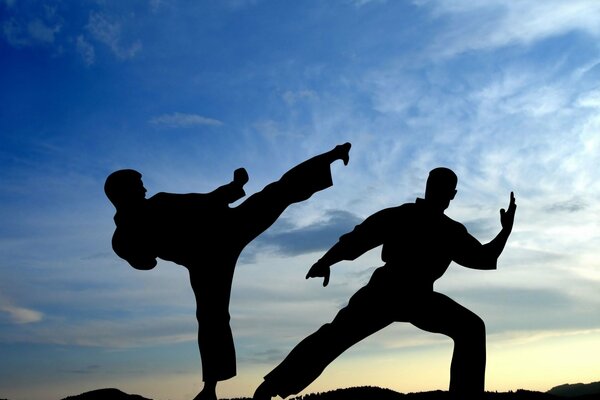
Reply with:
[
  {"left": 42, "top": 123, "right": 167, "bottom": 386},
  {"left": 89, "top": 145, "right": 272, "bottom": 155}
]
[
  {"left": 451, "top": 224, "right": 498, "bottom": 270},
  {"left": 112, "top": 227, "right": 157, "bottom": 271},
  {"left": 326, "top": 208, "right": 391, "bottom": 262},
  {"left": 173, "top": 182, "right": 245, "bottom": 207},
  {"left": 206, "top": 181, "right": 246, "bottom": 205}
]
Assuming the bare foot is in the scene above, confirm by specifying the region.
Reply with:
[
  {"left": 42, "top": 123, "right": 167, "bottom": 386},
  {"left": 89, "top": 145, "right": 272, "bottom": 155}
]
[
  {"left": 193, "top": 385, "right": 217, "bottom": 400},
  {"left": 253, "top": 381, "right": 274, "bottom": 400},
  {"left": 335, "top": 142, "right": 351, "bottom": 165},
  {"left": 193, "top": 391, "right": 217, "bottom": 400}
]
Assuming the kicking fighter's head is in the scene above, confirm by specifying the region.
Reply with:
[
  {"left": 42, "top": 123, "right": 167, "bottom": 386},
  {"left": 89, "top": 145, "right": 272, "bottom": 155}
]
[
  {"left": 425, "top": 167, "right": 458, "bottom": 211},
  {"left": 104, "top": 169, "right": 147, "bottom": 208}
]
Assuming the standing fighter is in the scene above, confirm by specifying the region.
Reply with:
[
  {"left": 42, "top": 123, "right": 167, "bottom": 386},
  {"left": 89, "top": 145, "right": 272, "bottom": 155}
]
[{"left": 254, "top": 167, "right": 516, "bottom": 399}]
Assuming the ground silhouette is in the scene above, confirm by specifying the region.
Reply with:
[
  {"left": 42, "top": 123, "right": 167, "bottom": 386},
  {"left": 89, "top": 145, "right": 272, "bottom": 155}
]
[
  {"left": 284, "top": 386, "right": 578, "bottom": 399},
  {"left": 547, "top": 382, "right": 600, "bottom": 397},
  {"left": 61, "top": 388, "right": 152, "bottom": 400},
  {"left": 51, "top": 382, "right": 600, "bottom": 400}
]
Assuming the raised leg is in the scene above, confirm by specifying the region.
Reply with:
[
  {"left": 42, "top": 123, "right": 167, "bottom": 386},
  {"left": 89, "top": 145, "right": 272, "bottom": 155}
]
[{"left": 236, "top": 143, "right": 351, "bottom": 244}]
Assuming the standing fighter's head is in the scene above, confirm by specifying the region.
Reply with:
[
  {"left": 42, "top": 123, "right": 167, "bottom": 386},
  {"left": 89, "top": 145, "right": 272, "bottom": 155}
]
[
  {"left": 104, "top": 169, "right": 147, "bottom": 208},
  {"left": 424, "top": 167, "right": 458, "bottom": 212}
]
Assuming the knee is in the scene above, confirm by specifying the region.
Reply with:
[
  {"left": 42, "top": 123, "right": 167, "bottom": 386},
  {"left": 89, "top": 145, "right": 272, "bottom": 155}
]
[
  {"left": 311, "top": 322, "right": 340, "bottom": 343},
  {"left": 452, "top": 313, "right": 486, "bottom": 343},
  {"left": 469, "top": 313, "right": 485, "bottom": 335}
]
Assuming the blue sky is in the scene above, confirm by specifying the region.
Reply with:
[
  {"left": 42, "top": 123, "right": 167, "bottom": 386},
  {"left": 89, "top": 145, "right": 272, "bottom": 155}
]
[{"left": 1, "top": 1, "right": 600, "bottom": 399}]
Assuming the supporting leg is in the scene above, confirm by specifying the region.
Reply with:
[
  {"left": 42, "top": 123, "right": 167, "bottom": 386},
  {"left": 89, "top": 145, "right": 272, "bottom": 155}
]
[
  {"left": 254, "top": 286, "right": 391, "bottom": 399},
  {"left": 189, "top": 268, "right": 237, "bottom": 400},
  {"left": 410, "top": 292, "right": 486, "bottom": 397},
  {"left": 193, "top": 381, "right": 217, "bottom": 400}
]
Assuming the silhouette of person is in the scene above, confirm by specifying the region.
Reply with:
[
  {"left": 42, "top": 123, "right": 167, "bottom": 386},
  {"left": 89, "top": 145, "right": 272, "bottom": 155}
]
[
  {"left": 253, "top": 167, "right": 517, "bottom": 400},
  {"left": 104, "top": 143, "right": 351, "bottom": 400}
]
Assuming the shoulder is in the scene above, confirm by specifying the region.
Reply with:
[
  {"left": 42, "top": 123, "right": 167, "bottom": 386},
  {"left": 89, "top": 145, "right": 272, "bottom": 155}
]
[
  {"left": 443, "top": 214, "right": 468, "bottom": 234},
  {"left": 148, "top": 192, "right": 194, "bottom": 208},
  {"left": 370, "top": 206, "right": 401, "bottom": 219},
  {"left": 380, "top": 202, "right": 416, "bottom": 219},
  {"left": 149, "top": 192, "right": 176, "bottom": 202},
  {"left": 381, "top": 203, "right": 413, "bottom": 214},
  {"left": 363, "top": 204, "right": 409, "bottom": 225}
]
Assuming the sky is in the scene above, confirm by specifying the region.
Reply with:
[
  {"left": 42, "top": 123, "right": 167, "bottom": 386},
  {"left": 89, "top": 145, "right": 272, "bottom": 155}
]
[{"left": 1, "top": 0, "right": 600, "bottom": 399}]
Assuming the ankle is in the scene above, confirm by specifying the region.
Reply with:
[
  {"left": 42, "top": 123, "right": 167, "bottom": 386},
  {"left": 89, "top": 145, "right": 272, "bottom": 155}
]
[
  {"left": 333, "top": 142, "right": 351, "bottom": 165},
  {"left": 253, "top": 381, "right": 276, "bottom": 400}
]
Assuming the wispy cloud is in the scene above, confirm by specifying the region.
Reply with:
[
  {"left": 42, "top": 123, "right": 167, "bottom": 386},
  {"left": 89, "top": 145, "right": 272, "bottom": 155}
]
[
  {"left": 258, "top": 209, "right": 362, "bottom": 256},
  {"left": 545, "top": 197, "right": 588, "bottom": 213},
  {"left": 76, "top": 35, "right": 95, "bottom": 66},
  {"left": 27, "top": 18, "right": 60, "bottom": 43},
  {"left": 1, "top": 4, "right": 61, "bottom": 48},
  {"left": 282, "top": 89, "right": 318, "bottom": 106},
  {"left": 60, "top": 365, "right": 101, "bottom": 375},
  {"left": 4, "top": 315, "right": 196, "bottom": 348},
  {"left": 2, "top": 18, "right": 29, "bottom": 47},
  {"left": 149, "top": 112, "right": 224, "bottom": 128},
  {"left": 576, "top": 87, "right": 600, "bottom": 108},
  {"left": 420, "top": 0, "right": 600, "bottom": 57},
  {"left": 2, "top": 18, "right": 60, "bottom": 47},
  {"left": 241, "top": 209, "right": 362, "bottom": 263},
  {"left": 350, "top": 0, "right": 387, "bottom": 7},
  {"left": 0, "top": 297, "right": 43, "bottom": 324},
  {"left": 86, "top": 12, "right": 141, "bottom": 60}
]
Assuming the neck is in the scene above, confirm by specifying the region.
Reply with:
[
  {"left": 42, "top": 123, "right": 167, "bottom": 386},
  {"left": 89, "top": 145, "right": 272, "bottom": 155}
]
[{"left": 421, "top": 197, "right": 448, "bottom": 213}]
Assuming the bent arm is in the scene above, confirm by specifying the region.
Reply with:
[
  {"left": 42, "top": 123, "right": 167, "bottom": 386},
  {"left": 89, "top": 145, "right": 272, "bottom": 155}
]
[
  {"left": 207, "top": 168, "right": 248, "bottom": 205},
  {"left": 457, "top": 227, "right": 509, "bottom": 270},
  {"left": 455, "top": 192, "right": 516, "bottom": 270},
  {"left": 306, "top": 209, "right": 389, "bottom": 286},
  {"left": 480, "top": 226, "right": 511, "bottom": 265}
]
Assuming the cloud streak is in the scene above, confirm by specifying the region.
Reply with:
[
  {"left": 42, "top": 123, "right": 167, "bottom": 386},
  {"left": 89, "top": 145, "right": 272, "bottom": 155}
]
[
  {"left": 149, "top": 112, "right": 224, "bottom": 128},
  {"left": 249, "top": 209, "right": 363, "bottom": 258},
  {"left": 2, "top": 18, "right": 60, "bottom": 47},
  {"left": 0, "top": 297, "right": 43, "bottom": 324},
  {"left": 420, "top": 0, "right": 600, "bottom": 57},
  {"left": 86, "top": 12, "right": 141, "bottom": 60},
  {"left": 76, "top": 35, "right": 95, "bottom": 66}
]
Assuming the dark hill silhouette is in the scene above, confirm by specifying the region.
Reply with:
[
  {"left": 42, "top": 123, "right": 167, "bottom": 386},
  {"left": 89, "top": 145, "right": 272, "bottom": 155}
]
[
  {"left": 60, "top": 388, "right": 152, "bottom": 400},
  {"left": 547, "top": 381, "right": 600, "bottom": 397},
  {"left": 12, "top": 382, "right": 595, "bottom": 400},
  {"left": 280, "top": 385, "right": 600, "bottom": 400},
  {"left": 284, "top": 386, "right": 572, "bottom": 400}
]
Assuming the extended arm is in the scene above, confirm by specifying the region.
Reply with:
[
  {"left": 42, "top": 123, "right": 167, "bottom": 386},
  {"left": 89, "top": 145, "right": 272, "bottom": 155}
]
[{"left": 306, "top": 209, "right": 389, "bottom": 286}]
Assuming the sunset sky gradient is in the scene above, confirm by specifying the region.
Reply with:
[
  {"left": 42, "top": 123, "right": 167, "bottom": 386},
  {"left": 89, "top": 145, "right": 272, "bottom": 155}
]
[{"left": 1, "top": 1, "right": 599, "bottom": 399}]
